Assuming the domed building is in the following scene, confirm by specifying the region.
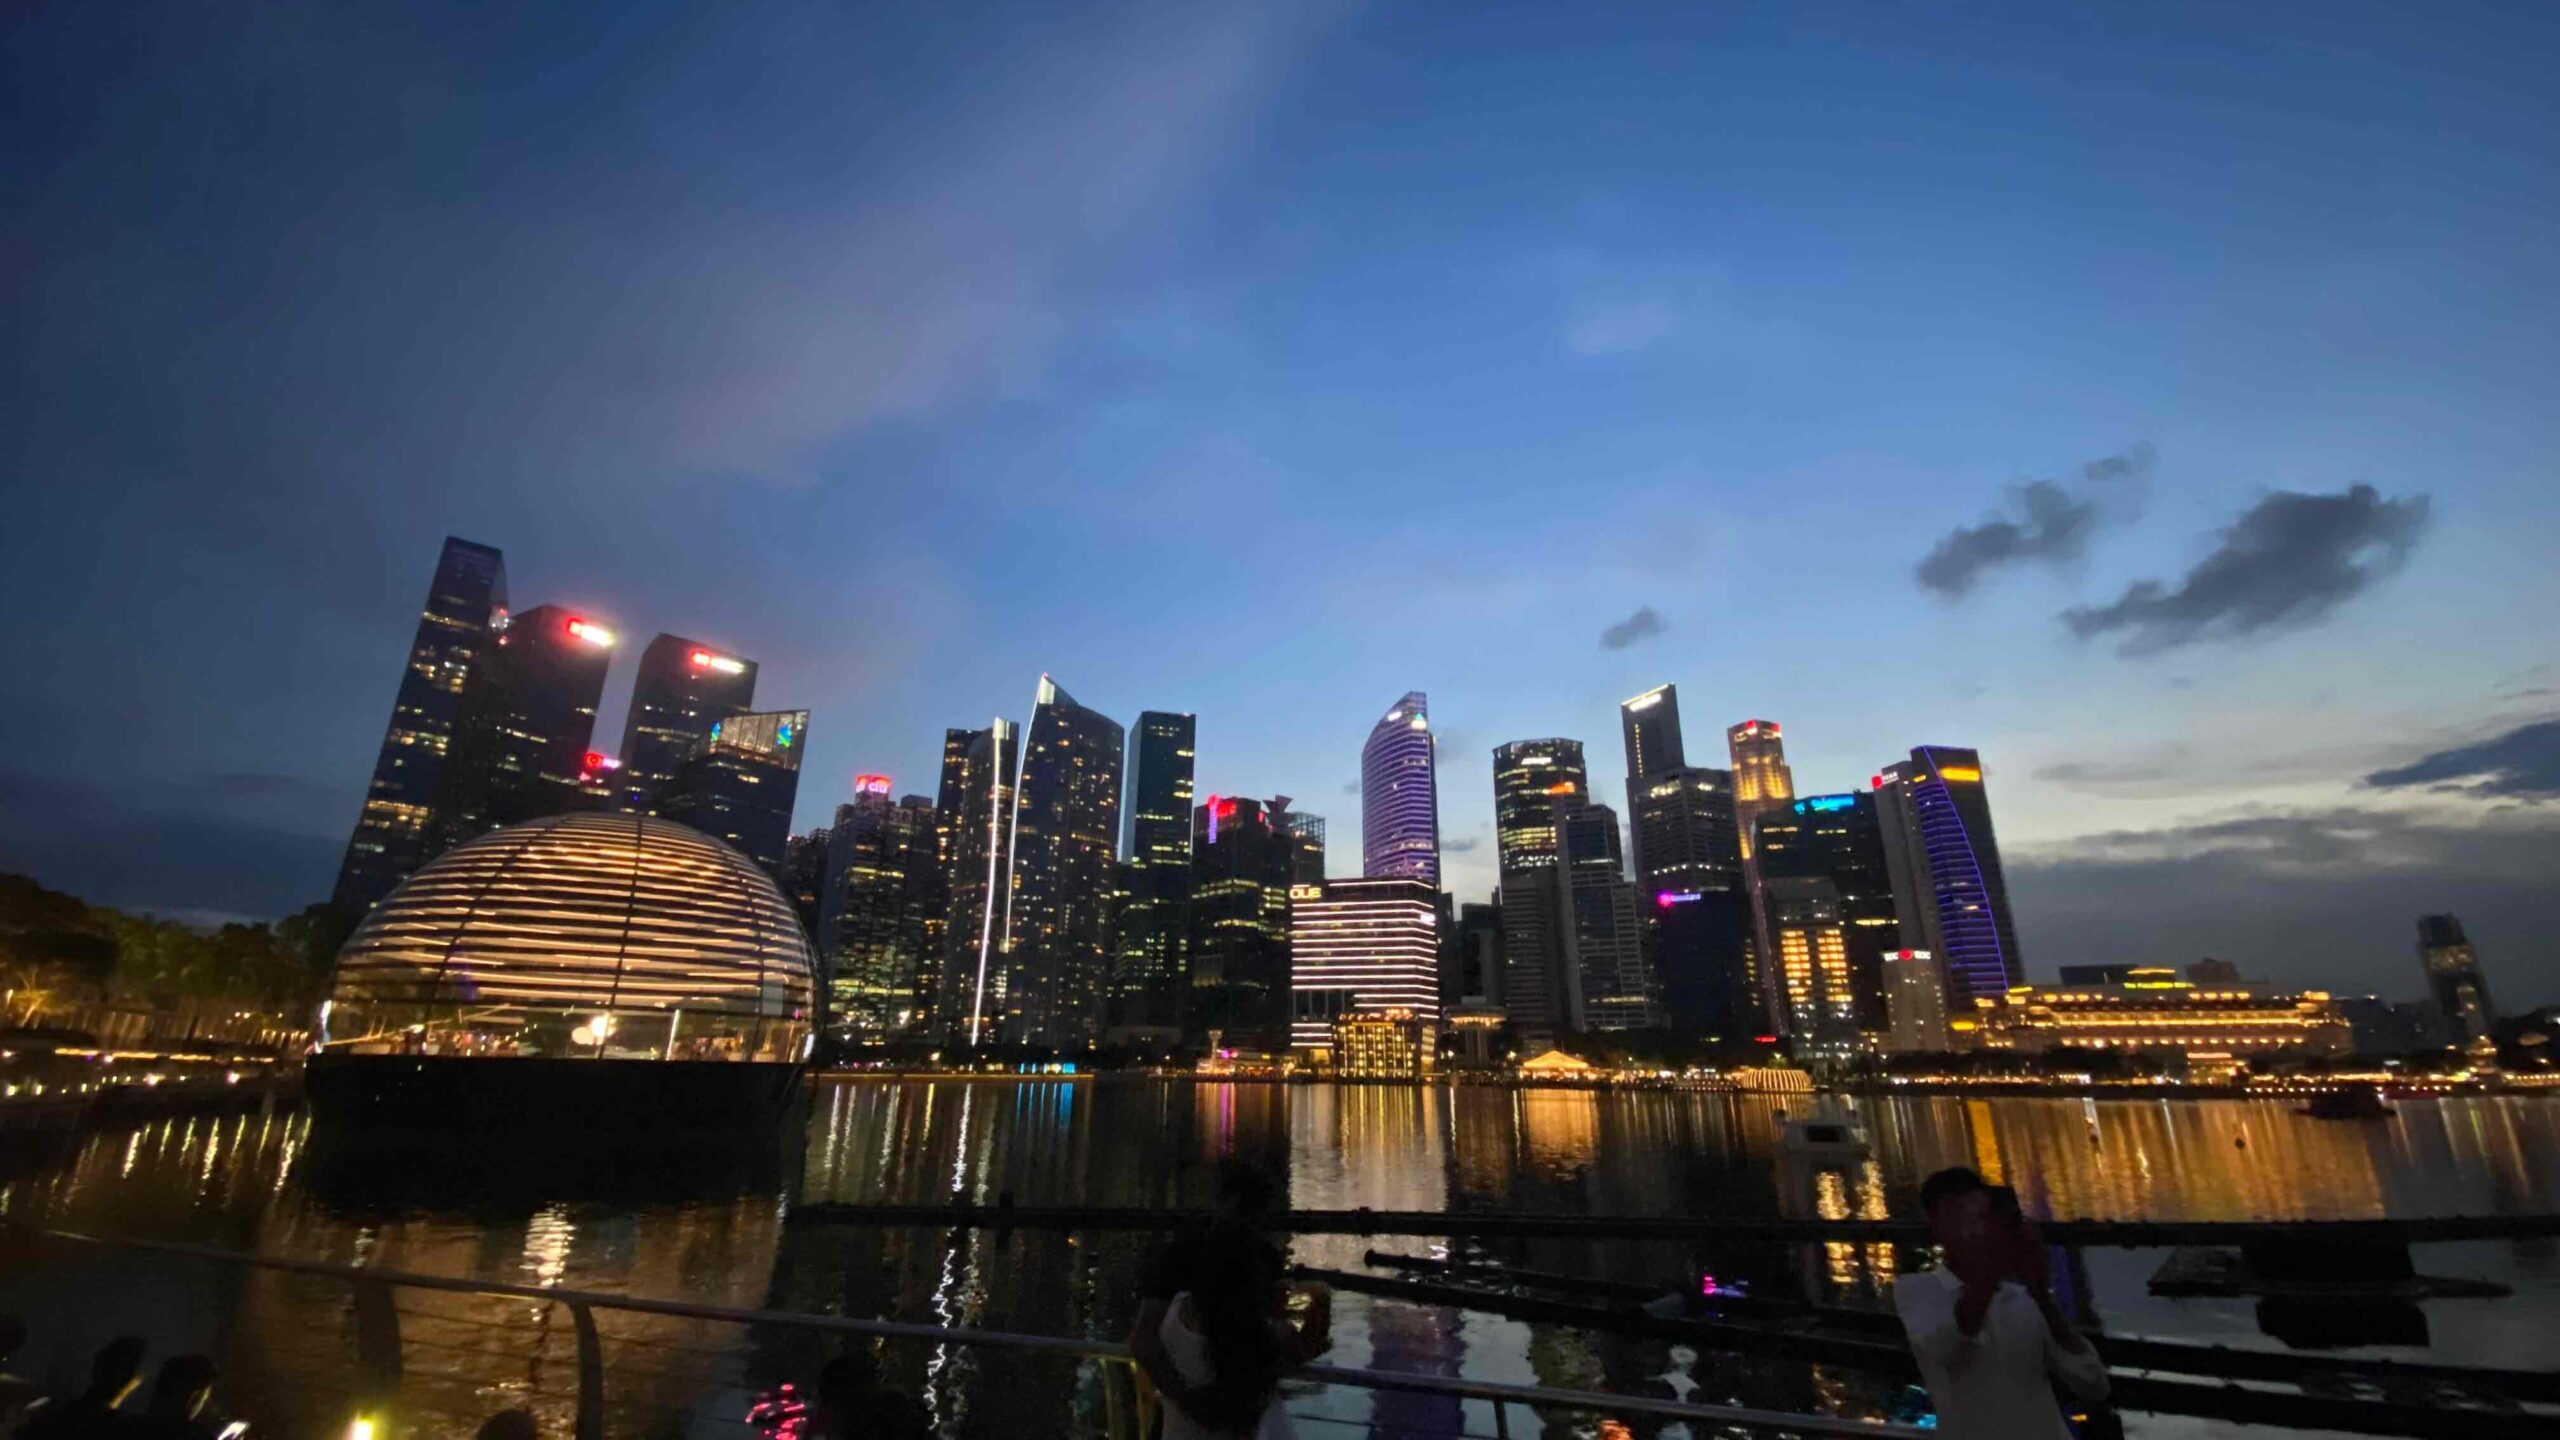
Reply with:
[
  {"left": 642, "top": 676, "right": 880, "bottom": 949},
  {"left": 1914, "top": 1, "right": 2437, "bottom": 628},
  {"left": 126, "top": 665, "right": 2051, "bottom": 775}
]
[{"left": 308, "top": 812, "right": 818, "bottom": 1135}]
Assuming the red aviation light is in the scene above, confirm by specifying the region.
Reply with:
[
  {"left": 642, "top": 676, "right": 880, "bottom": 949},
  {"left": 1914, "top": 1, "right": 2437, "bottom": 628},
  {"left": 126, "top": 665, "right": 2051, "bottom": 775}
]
[
  {"left": 565, "top": 618, "right": 615, "bottom": 647},
  {"left": 689, "top": 649, "right": 747, "bottom": 675}
]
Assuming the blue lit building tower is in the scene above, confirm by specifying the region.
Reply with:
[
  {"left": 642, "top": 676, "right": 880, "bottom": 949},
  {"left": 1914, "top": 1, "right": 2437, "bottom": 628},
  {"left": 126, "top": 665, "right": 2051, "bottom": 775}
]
[
  {"left": 1874, "top": 747, "right": 2023, "bottom": 1006},
  {"left": 333, "top": 536, "right": 509, "bottom": 914},
  {"left": 1361, "top": 693, "right": 1441, "bottom": 883},
  {"left": 1115, "top": 711, "right": 1198, "bottom": 1033}
]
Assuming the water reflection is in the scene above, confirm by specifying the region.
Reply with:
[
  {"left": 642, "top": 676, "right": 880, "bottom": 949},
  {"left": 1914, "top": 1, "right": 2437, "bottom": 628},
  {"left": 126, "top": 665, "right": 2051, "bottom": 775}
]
[{"left": 0, "top": 1087, "right": 2554, "bottom": 1439}]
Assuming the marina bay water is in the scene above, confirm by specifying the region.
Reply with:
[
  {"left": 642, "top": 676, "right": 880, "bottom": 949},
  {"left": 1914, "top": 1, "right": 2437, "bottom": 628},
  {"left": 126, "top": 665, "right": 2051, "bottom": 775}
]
[{"left": 2, "top": 1082, "right": 2556, "bottom": 1438}]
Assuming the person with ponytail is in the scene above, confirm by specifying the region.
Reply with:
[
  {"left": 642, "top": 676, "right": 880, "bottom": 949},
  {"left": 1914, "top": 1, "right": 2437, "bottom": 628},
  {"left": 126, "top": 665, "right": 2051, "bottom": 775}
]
[{"left": 1153, "top": 1218, "right": 1329, "bottom": 1439}]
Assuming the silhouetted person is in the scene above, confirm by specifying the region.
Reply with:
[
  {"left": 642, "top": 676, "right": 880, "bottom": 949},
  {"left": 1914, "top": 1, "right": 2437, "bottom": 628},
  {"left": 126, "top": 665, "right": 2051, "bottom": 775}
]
[
  {"left": 123, "top": 1355, "right": 221, "bottom": 1440},
  {"left": 473, "top": 1408, "right": 539, "bottom": 1440},
  {"left": 0, "top": 1316, "right": 39, "bottom": 1431},
  {"left": 18, "top": 1334, "right": 147, "bottom": 1440},
  {"left": 1131, "top": 1160, "right": 1295, "bottom": 1412},
  {"left": 1153, "top": 1219, "right": 1329, "bottom": 1440},
  {"left": 1894, "top": 1168, "right": 2106, "bottom": 1439}
]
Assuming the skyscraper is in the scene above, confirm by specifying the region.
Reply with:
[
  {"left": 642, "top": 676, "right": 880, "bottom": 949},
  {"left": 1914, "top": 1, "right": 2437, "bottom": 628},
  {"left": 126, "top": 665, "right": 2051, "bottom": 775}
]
[
  {"left": 1361, "top": 693, "right": 1441, "bottom": 883},
  {"left": 1288, "top": 877, "right": 1440, "bottom": 1050},
  {"left": 940, "top": 720, "right": 1021, "bottom": 1044},
  {"left": 819, "top": 780, "right": 941, "bottom": 1041},
  {"left": 1275, "top": 802, "right": 1327, "bottom": 886},
  {"left": 1114, "top": 711, "right": 1197, "bottom": 1035},
  {"left": 654, "top": 708, "right": 808, "bottom": 875},
  {"left": 616, "top": 634, "right": 758, "bottom": 812},
  {"left": 1189, "top": 795, "right": 1297, "bottom": 1048},
  {"left": 2417, "top": 913, "right": 2496, "bottom": 1043},
  {"left": 431, "top": 602, "right": 617, "bottom": 847},
  {"left": 1618, "top": 685, "right": 1685, "bottom": 879},
  {"left": 1555, "top": 801, "right": 1654, "bottom": 1031},
  {"left": 1764, "top": 876, "right": 1854, "bottom": 1037},
  {"left": 333, "top": 536, "right": 508, "bottom": 914},
  {"left": 1874, "top": 746, "right": 2024, "bottom": 1007},
  {"left": 999, "top": 677, "right": 1124, "bottom": 1048},
  {"left": 1493, "top": 738, "right": 1588, "bottom": 1044},
  {"left": 1883, "top": 948, "right": 1950, "bottom": 1053},
  {"left": 1727, "top": 719, "right": 1796, "bottom": 1034},
  {"left": 1755, "top": 792, "right": 1898, "bottom": 1034}
]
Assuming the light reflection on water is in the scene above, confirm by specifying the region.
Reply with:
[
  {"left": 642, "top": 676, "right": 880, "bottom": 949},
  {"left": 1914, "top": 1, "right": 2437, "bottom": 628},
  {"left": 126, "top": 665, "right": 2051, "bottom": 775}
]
[{"left": 0, "top": 1086, "right": 2553, "bottom": 1438}]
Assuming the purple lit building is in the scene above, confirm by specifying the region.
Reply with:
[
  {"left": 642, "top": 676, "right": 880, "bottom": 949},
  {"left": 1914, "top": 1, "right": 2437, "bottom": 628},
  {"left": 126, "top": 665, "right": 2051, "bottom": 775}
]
[
  {"left": 1874, "top": 746, "right": 2023, "bottom": 1006},
  {"left": 1361, "top": 692, "right": 1441, "bottom": 884}
]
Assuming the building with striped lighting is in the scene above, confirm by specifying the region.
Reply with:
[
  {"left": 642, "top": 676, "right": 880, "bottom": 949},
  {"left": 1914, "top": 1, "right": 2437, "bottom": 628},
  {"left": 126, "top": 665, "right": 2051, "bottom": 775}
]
[
  {"left": 310, "top": 811, "right": 817, "bottom": 1134},
  {"left": 1288, "top": 877, "right": 1440, "bottom": 1052}
]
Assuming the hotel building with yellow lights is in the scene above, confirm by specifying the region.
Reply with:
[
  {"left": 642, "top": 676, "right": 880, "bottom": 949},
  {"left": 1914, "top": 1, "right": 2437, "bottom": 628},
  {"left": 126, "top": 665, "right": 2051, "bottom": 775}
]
[{"left": 1957, "top": 968, "right": 2349, "bottom": 1074}]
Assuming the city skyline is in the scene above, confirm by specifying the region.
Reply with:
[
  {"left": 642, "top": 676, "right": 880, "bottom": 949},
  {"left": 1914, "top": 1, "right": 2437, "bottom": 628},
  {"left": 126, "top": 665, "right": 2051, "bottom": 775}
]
[{"left": 7, "top": 4, "right": 2559, "bottom": 1006}]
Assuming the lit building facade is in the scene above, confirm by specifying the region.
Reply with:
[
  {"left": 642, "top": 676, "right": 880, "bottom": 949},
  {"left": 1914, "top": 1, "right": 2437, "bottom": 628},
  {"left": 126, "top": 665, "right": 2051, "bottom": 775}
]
[
  {"left": 1765, "top": 876, "right": 1855, "bottom": 1035},
  {"left": 999, "top": 677, "right": 1123, "bottom": 1048},
  {"left": 1114, "top": 711, "right": 1197, "bottom": 1034},
  {"left": 1288, "top": 877, "right": 1440, "bottom": 1050},
  {"left": 1959, "top": 977, "right": 2350, "bottom": 1072},
  {"left": 654, "top": 708, "right": 807, "bottom": 876},
  {"left": 1361, "top": 693, "right": 1441, "bottom": 883},
  {"left": 1329, "top": 1008, "right": 1439, "bottom": 1080},
  {"left": 1555, "top": 801, "right": 1656, "bottom": 1031},
  {"left": 1618, "top": 685, "right": 1686, "bottom": 882},
  {"left": 1754, "top": 792, "right": 1897, "bottom": 1034},
  {"left": 2417, "top": 913, "right": 2496, "bottom": 1043},
  {"left": 1189, "top": 796, "right": 1297, "bottom": 1048},
  {"left": 939, "top": 720, "right": 1021, "bottom": 1044},
  {"left": 818, "top": 780, "right": 942, "bottom": 1041},
  {"left": 1493, "top": 738, "right": 1589, "bottom": 1044},
  {"left": 615, "top": 634, "right": 758, "bottom": 813},
  {"left": 1726, "top": 719, "right": 1796, "bottom": 1035},
  {"left": 1277, "top": 803, "right": 1326, "bottom": 886},
  {"left": 1874, "top": 746, "right": 2024, "bottom": 1008},
  {"left": 333, "top": 536, "right": 510, "bottom": 914},
  {"left": 1883, "top": 949, "right": 1949, "bottom": 1053}
]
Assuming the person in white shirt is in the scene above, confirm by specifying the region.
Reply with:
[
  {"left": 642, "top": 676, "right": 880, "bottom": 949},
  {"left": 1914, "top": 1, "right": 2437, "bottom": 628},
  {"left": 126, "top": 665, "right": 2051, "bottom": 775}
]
[{"left": 1893, "top": 1167, "right": 2110, "bottom": 1439}]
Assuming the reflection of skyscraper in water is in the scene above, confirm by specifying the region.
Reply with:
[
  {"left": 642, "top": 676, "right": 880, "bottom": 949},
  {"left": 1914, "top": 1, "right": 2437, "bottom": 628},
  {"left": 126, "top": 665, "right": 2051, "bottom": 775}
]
[{"left": 1287, "top": 1084, "right": 1461, "bottom": 1438}]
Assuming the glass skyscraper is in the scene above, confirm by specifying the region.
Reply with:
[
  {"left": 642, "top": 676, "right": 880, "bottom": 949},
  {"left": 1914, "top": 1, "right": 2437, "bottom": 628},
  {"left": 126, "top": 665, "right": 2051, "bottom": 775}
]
[
  {"left": 818, "top": 781, "right": 941, "bottom": 1041},
  {"left": 1755, "top": 791, "right": 1898, "bottom": 1034},
  {"left": 654, "top": 708, "right": 808, "bottom": 876},
  {"left": 615, "top": 633, "right": 758, "bottom": 812},
  {"left": 1555, "top": 800, "right": 1654, "bottom": 1031},
  {"left": 1493, "top": 738, "right": 1588, "bottom": 1044},
  {"left": 999, "top": 677, "right": 1124, "bottom": 1048},
  {"left": 1361, "top": 692, "right": 1441, "bottom": 883},
  {"left": 1874, "top": 746, "right": 2024, "bottom": 1006},
  {"left": 431, "top": 602, "right": 616, "bottom": 849},
  {"left": 333, "top": 536, "right": 509, "bottom": 914},
  {"left": 940, "top": 720, "right": 1021, "bottom": 1044},
  {"left": 1189, "top": 795, "right": 1297, "bottom": 1049},
  {"left": 1114, "top": 711, "right": 1197, "bottom": 1034}
]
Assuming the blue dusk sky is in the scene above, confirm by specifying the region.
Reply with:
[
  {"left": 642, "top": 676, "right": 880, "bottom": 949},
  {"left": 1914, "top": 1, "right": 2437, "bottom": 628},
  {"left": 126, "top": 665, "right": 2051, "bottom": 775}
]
[{"left": 6, "top": 2, "right": 2557, "bottom": 1002}]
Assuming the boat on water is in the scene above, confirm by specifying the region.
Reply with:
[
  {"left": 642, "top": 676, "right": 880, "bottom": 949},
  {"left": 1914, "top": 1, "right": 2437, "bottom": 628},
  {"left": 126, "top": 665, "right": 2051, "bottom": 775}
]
[
  {"left": 2299, "top": 1086, "right": 2392, "bottom": 1120},
  {"left": 1776, "top": 1107, "right": 1871, "bottom": 1160}
]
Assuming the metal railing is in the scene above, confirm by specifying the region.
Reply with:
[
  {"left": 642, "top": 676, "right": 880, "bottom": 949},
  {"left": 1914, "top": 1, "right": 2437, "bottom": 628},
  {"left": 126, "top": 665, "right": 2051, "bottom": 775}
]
[{"left": 29, "top": 1226, "right": 1928, "bottom": 1440}]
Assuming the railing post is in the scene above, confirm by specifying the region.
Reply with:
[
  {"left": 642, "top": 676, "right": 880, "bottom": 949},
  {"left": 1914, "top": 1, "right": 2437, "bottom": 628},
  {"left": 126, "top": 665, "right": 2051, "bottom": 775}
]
[
  {"left": 568, "top": 1301, "right": 606, "bottom": 1440},
  {"left": 350, "top": 1277, "right": 402, "bottom": 1437},
  {"left": 1100, "top": 1357, "right": 1127, "bottom": 1440},
  {"left": 1492, "top": 1396, "right": 1510, "bottom": 1439}
]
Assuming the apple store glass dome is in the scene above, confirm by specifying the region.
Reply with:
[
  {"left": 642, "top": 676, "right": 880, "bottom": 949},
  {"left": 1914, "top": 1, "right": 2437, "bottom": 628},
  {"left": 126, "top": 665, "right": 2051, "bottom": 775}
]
[{"left": 319, "top": 812, "right": 816, "bottom": 1062}]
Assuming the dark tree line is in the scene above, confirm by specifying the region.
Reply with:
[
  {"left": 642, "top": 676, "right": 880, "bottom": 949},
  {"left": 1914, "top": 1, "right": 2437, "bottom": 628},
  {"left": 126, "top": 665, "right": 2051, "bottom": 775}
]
[{"left": 0, "top": 873, "right": 350, "bottom": 1026}]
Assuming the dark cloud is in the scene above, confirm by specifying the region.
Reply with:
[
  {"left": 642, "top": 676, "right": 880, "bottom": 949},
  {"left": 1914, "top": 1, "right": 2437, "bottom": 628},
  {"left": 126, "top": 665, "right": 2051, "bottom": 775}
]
[
  {"left": 2366, "top": 719, "right": 2560, "bottom": 800},
  {"left": 2063, "top": 485, "right": 2430, "bottom": 656},
  {"left": 1915, "top": 444, "right": 2153, "bottom": 597},
  {"left": 1443, "top": 835, "right": 1483, "bottom": 854},
  {"left": 2010, "top": 806, "right": 2560, "bottom": 998},
  {"left": 1342, "top": 780, "right": 1362, "bottom": 796},
  {"left": 1598, "top": 605, "right": 1668, "bottom": 650}
]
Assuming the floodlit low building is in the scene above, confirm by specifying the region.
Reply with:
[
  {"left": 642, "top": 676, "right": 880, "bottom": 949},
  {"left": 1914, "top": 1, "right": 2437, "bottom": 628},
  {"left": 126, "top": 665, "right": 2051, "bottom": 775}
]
[
  {"left": 1330, "top": 1008, "right": 1438, "bottom": 1080},
  {"left": 1958, "top": 970, "right": 2349, "bottom": 1076}
]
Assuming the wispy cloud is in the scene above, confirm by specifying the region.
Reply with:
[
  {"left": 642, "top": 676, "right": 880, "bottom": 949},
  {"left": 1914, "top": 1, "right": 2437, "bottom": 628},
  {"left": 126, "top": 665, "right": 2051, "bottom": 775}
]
[
  {"left": 1915, "top": 444, "right": 2154, "bottom": 598},
  {"left": 2063, "top": 484, "right": 2429, "bottom": 655},
  {"left": 1599, "top": 605, "right": 1668, "bottom": 650}
]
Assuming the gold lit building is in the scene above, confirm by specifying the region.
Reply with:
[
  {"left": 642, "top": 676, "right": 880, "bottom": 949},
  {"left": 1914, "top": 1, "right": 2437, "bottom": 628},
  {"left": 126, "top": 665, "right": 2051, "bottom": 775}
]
[
  {"left": 1330, "top": 1008, "right": 1439, "bottom": 1080},
  {"left": 1959, "top": 970, "right": 2348, "bottom": 1075}
]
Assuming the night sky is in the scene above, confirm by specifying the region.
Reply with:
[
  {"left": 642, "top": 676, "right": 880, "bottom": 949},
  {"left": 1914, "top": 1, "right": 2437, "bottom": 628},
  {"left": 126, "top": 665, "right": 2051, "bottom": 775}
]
[{"left": 7, "top": 3, "right": 2556, "bottom": 1004}]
